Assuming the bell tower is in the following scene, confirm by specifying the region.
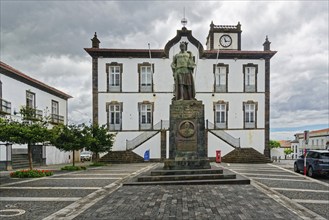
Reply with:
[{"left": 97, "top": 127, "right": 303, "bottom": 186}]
[{"left": 206, "top": 21, "right": 242, "bottom": 50}]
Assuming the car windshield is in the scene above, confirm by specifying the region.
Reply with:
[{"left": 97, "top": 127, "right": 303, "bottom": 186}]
[{"left": 320, "top": 153, "right": 329, "bottom": 159}]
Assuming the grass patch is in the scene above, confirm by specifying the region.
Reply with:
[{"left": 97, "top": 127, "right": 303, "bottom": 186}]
[
  {"left": 10, "top": 169, "right": 53, "bottom": 178},
  {"left": 89, "top": 162, "right": 107, "bottom": 167},
  {"left": 61, "top": 165, "right": 87, "bottom": 171}
]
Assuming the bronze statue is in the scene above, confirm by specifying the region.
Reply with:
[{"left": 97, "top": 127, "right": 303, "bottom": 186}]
[{"left": 171, "top": 42, "right": 196, "bottom": 100}]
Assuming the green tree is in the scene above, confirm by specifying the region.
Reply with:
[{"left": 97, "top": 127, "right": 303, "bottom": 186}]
[
  {"left": 50, "top": 124, "right": 84, "bottom": 166},
  {"left": 0, "top": 118, "right": 51, "bottom": 170},
  {"left": 284, "top": 148, "right": 293, "bottom": 159},
  {"left": 82, "top": 124, "right": 115, "bottom": 162},
  {"left": 269, "top": 140, "right": 281, "bottom": 149}
]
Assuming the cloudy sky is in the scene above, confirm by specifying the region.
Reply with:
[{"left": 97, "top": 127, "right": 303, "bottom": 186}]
[{"left": 1, "top": 0, "right": 328, "bottom": 140}]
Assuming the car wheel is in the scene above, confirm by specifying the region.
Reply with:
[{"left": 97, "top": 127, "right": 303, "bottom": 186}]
[
  {"left": 294, "top": 163, "right": 299, "bottom": 173},
  {"left": 307, "top": 166, "right": 314, "bottom": 177}
]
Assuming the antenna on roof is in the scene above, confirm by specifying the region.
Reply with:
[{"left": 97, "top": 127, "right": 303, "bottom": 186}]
[{"left": 181, "top": 7, "right": 187, "bottom": 27}]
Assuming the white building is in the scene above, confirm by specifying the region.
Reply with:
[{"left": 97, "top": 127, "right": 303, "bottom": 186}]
[
  {"left": 0, "top": 61, "right": 72, "bottom": 170},
  {"left": 85, "top": 22, "right": 276, "bottom": 160},
  {"left": 291, "top": 128, "right": 329, "bottom": 158}
]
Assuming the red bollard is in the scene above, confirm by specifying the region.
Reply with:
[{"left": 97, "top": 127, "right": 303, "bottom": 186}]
[
  {"left": 216, "top": 150, "right": 221, "bottom": 163},
  {"left": 304, "top": 149, "right": 307, "bottom": 175}
]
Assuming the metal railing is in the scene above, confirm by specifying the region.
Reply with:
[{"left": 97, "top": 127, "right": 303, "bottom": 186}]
[
  {"left": 21, "top": 106, "right": 43, "bottom": 121},
  {"left": 50, "top": 114, "right": 64, "bottom": 124},
  {"left": 206, "top": 120, "right": 240, "bottom": 148},
  {"left": 0, "top": 98, "right": 11, "bottom": 114},
  {"left": 126, "top": 120, "right": 169, "bottom": 150}
]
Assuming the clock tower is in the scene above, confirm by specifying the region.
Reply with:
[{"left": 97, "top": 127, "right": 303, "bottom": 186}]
[{"left": 206, "top": 21, "right": 242, "bottom": 50}]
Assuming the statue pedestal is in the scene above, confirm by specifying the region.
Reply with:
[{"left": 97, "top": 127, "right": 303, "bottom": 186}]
[{"left": 164, "top": 100, "right": 210, "bottom": 170}]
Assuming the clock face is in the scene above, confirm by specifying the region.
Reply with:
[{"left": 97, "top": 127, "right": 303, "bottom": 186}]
[{"left": 219, "top": 35, "right": 232, "bottom": 47}]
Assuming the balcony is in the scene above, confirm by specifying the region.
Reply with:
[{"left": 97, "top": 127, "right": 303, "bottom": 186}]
[
  {"left": 0, "top": 98, "right": 11, "bottom": 115},
  {"left": 50, "top": 113, "right": 64, "bottom": 124},
  {"left": 20, "top": 106, "right": 43, "bottom": 121}
]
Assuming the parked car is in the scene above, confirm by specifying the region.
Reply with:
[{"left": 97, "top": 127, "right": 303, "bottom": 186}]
[
  {"left": 294, "top": 150, "right": 329, "bottom": 177},
  {"left": 80, "top": 151, "right": 93, "bottom": 161}
]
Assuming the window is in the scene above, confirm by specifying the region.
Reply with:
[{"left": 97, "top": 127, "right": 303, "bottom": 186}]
[
  {"left": 0, "top": 80, "right": 11, "bottom": 114},
  {"left": 213, "top": 63, "right": 228, "bottom": 92},
  {"left": 139, "top": 102, "right": 153, "bottom": 130},
  {"left": 243, "top": 101, "right": 257, "bottom": 128},
  {"left": 243, "top": 64, "right": 258, "bottom": 92},
  {"left": 51, "top": 100, "right": 59, "bottom": 115},
  {"left": 26, "top": 91, "right": 35, "bottom": 108},
  {"left": 138, "top": 63, "right": 154, "bottom": 92},
  {"left": 106, "top": 62, "right": 123, "bottom": 92},
  {"left": 23, "top": 91, "right": 42, "bottom": 120},
  {"left": 106, "top": 102, "right": 122, "bottom": 131},
  {"left": 50, "top": 100, "right": 64, "bottom": 124},
  {"left": 214, "top": 101, "right": 228, "bottom": 129}
]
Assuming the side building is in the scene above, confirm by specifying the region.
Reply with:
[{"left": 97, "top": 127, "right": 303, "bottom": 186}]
[
  {"left": 0, "top": 61, "right": 72, "bottom": 170},
  {"left": 85, "top": 22, "right": 276, "bottom": 160},
  {"left": 291, "top": 128, "right": 329, "bottom": 158}
]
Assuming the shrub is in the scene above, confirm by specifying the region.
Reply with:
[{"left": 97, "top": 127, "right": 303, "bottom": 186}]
[
  {"left": 61, "top": 165, "right": 87, "bottom": 171},
  {"left": 10, "top": 169, "right": 53, "bottom": 178}
]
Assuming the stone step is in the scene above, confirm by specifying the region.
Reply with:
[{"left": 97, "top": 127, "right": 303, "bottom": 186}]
[
  {"left": 222, "top": 148, "right": 272, "bottom": 163},
  {"left": 151, "top": 169, "right": 223, "bottom": 176},
  {"left": 124, "top": 177, "right": 250, "bottom": 185},
  {"left": 12, "top": 154, "right": 40, "bottom": 169},
  {"left": 100, "top": 150, "right": 144, "bottom": 163},
  {"left": 138, "top": 173, "right": 236, "bottom": 182},
  {"left": 123, "top": 164, "right": 250, "bottom": 185}
]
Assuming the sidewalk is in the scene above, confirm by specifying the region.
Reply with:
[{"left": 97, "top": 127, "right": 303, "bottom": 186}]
[{"left": 272, "top": 159, "right": 295, "bottom": 169}]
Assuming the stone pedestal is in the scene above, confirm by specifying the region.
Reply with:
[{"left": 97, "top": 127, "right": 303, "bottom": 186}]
[{"left": 164, "top": 100, "right": 210, "bottom": 170}]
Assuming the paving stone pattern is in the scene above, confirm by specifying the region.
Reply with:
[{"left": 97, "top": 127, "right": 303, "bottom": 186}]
[
  {"left": 253, "top": 179, "right": 329, "bottom": 190},
  {"left": 76, "top": 185, "right": 302, "bottom": 220},
  {"left": 9, "top": 178, "right": 118, "bottom": 187},
  {"left": 300, "top": 203, "right": 329, "bottom": 220},
  {"left": 220, "top": 162, "right": 329, "bottom": 219},
  {"left": 0, "top": 201, "right": 72, "bottom": 220},
  {"left": 0, "top": 188, "right": 95, "bottom": 198}
]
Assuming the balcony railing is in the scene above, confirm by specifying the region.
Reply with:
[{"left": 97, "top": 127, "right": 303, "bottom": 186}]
[
  {"left": 0, "top": 98, "right": 11, "bottom": 115},
  {"left": 50, "top": 113, "right": 64, "bottom": 124},
  {"left": 21, "top": 106, "right": 43, "bottom": 121}
]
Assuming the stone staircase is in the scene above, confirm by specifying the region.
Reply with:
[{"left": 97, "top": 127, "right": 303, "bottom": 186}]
[
  {"left": 126, "top": 120, "right": 169, "bottom": 150},
  {"left": 206, "top": 121, "right": 240, "bottom": 149},
  {"left": 12, "top": 154, "right": 40, "bottom": 169},
  {"left": 99, "top": 150, "right": 144, "bottom": 163},
  {"left": 222, "top": 148, "right": 272, "bottom": 163}
]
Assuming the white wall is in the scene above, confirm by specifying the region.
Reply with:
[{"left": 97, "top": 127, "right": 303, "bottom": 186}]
[
  {"left": 133, "top": 133, "right": 161, "bottom": 159},
  {"left": 270, "top": 148, "right": 285, "bottom": 160},
  {"left": 46, "top": 146, "right": 72, "bottom": 165},
  {"left": 0, "top": 143, "right": 7, "bottom": 161}
]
